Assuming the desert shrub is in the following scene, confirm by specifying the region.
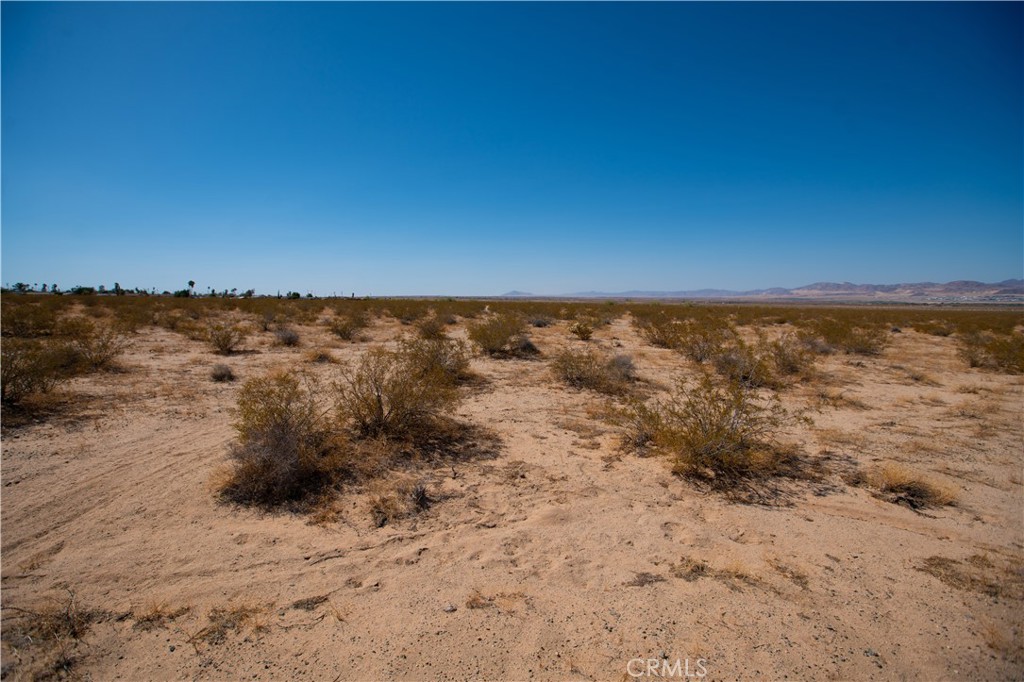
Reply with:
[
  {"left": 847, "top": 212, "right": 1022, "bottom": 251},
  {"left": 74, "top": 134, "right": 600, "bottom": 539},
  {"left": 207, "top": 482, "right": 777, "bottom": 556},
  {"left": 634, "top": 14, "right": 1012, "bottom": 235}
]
[
  {"left": 60, "top": 323, "right": 128, "bottom": 372},
  {"left": 634, "top": 314, "right": 682, "bottom": 349},
  {"left": 303, "top": 349, "right": 338, "bottom": 364},
  {"left": 766, "top": 333, "right": 814, "bottom": 376},
  {"left": 914, "top": 320, "right": 956, "bottom": 337},
  {"left": 551, "top": 348, "right": 634, "bottom": 395},
  {"left": 207, "top": 323, "right": 248, "bottom": 354},
  {"left": 1, "top": 340, "right": 67, "bottom": 404},
  {"left": 569, "top": 320, "right": 594, "bottom": 341},
  {"left": 336, "top": 346, "right": 459, "bottom": 438},
  {"left": 416, "top": 315, "right": 447, "bottom": 340},
  {"left": 467, "top": 313, "right": 538, "bottom": 357},
  {"left": 1, "top": 304, "right": 58, "bottom": 338},
  {"left": 529, "top": 315, "right": 553, "bottom": 328},
  {"left": 620, "top": 374, "right": 802, "bottom": 485},
  {"left": 711, "top": 338, "right": 777, "bottom": 389},
  {"left": 112, "top": 304, "right": 154, "bottom": 334},
  {"left": 664, "top": 375, "right": 791, "bottom": 480},
  {"left": 397, "top": 337, "right": 471, "bottom": 385},
  {"left": 219, "top": 370, "right": 335, "bottom": 506},
  {"left": 328, "top": 313, "right": 368, "bottom": 341},
  {"left": 210, "top": 364, "right": 235, "bottom": 382},
  {"left": 802, "top": 318, "right": 888, "bottom": 356},
  {"left": 676, "top": 318, "right": 733, "bottom": 363},
  {"left": 618, "top": 397, "right": 665, "bottom": 452},
  {"left": 959, "top": 332, "right": 1024, "bottom": 374},
  {"left": 274, "top": 327, "right": 301, "bottom": 347},
  {"left": 851, "top": 464, "right": 957, "bottom": 509}
]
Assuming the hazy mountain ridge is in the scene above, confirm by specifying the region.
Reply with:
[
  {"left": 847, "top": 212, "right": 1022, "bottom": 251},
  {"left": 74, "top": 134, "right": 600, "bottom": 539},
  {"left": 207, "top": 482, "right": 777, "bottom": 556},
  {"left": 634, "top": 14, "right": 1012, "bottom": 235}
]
[{"left": 503, "top": 280, "right": 1023, "bottom": 301}]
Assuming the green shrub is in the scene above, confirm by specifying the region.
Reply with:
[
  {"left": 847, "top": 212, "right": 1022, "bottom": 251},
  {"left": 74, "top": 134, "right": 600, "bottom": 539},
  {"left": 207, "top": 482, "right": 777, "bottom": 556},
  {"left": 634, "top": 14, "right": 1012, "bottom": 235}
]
[
  {"left": 1, "top": 304, "right": 58, "bottom": 338},
  {"left": 711, "top": 340, "right": 777, "bottom": 389},
  {"left": 60, "top": 322, "right": 128, "bottom": 372},
  {"left": 802, "top": 318, "right": 888, "bottom": 356},
  {"left": 766, "top": 333, "right": 814, "bottom": 376}
]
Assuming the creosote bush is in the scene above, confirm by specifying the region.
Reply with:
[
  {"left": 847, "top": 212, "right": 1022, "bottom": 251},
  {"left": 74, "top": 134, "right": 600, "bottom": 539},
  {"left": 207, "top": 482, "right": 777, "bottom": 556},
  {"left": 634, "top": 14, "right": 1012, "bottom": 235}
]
[
  {"left": 219, "top": 371, "right": 337, "bottom": 506},
  {"left": 207, "top": 323, "right": 248, "bottom": 354},
  {"left": 551, "top": 348, "right": 634, "bottom": 395},
  {"left": 959, "top": 331, "right": 1024, "bottom": 374},
  {"left": 711, "top": 339, "right": 777, "bottom": 389},
  {"left": 59, "top": 322, "right": 128, "bottom": 372},
  {"left": 416, "top": 315, "right": 447, "bottom": 340},
  {"left": 274, "top": 327, "right": 301, "bottom": 347},
  {"left": 569, "top": 320, "right": 594, "bottom": 341},
  {"left": 800, "top": 318, "right": 888, "bottom": 356},
  {"left": 619, "top": 374, "right": 804, "bottom": 486},
  {"left": 336, "top": 346, "right": 459, "bottom": 438},
  {"left": 467, "top": 313, "right": 538, "bottom": 358},
  {"left": 1, "top": 340, "right": 66, "bottom": 404},
  {"left": 676, "top": 318, "right": 734, "bottom": 363},
  {"left": 397, "top": 336, "right": 471, "bottom": 386},
  {"left": 327, "top": 313, "right": 368, "bottom": 341}
]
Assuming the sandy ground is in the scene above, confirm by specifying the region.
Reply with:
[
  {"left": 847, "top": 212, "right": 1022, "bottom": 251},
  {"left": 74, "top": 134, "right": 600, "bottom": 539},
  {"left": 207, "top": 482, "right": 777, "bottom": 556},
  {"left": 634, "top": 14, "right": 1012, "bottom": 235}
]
[{"left": 2, "top": 313, "right": 1022, "bottom": 680}]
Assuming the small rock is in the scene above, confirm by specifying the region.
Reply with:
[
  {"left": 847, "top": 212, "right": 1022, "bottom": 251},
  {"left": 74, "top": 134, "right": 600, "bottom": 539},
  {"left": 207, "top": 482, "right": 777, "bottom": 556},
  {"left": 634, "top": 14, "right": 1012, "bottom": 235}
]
[
  {"left": 442, "top": 604, "right": 458, "bottom": 613},
  {"left": 169, "top": 645, "right": 176, "bottom": 653}
]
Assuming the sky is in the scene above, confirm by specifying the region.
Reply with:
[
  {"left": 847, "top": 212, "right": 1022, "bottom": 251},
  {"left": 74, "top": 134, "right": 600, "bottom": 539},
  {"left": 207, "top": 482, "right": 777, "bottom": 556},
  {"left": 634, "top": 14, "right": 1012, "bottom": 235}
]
[{"left": 2, "top": 2, "right": 1021, "bottom": 296}]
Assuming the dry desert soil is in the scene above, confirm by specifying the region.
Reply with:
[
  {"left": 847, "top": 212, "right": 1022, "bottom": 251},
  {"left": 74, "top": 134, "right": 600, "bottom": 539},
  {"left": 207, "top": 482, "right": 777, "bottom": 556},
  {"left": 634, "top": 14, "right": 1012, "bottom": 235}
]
[{"left": 2, "top": 307, "right": 1022, "bottom": 681}]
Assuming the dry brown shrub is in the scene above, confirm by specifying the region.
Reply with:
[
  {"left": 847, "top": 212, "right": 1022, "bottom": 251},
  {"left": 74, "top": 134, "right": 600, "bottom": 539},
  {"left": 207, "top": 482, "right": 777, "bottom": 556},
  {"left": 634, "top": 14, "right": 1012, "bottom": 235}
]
[
  {"left": 218, "top": 370, "right": 337, "bottom": 507},
  {"left": 336, "top": 346, "right": 459, "bottom": 438},
  {"left": 207, "top": 323, "right": 248, "bottom": 354},
  {"left": 551, "top": 347, "right": 634, "bottom": 395},
  {"left": 467, "top": 313, "right": 538, "bottom": 357},
  {"left": 618, "top": 374, "right": 809, "bottom": 491},
  {"left": 1, "top": 339, "right": 67, "bottom": 404}
]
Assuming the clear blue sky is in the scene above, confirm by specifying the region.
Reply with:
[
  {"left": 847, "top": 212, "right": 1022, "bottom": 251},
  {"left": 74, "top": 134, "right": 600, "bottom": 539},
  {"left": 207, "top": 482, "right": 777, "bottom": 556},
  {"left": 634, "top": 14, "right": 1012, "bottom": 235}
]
[{"left": 2, "top": 2, "right": 1021, "bottom": 296}]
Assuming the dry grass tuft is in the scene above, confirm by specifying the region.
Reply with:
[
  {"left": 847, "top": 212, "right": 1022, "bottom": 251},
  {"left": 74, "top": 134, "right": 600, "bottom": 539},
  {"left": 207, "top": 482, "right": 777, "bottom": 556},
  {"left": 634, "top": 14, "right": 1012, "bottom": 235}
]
[
  {"left": 303, "top": 348, "right": 338, "bottom": 364},
  {"left": 624, "top": 572, "right": 667, "bottom": 587},
  {"left": 917, "top": 555, "right": 1024, "bottom": 600},
  {"left": 368, "top": 478, "right": 431, "bottom": 527},
  {"left": 134, "top": 600, "right": 190, "bottom": 631},
  {"left": 851, "top": 464, "right": 958, "bottom": 510},
  {"left": 188, "top": 602, "right": 266, "bottom": 647}
]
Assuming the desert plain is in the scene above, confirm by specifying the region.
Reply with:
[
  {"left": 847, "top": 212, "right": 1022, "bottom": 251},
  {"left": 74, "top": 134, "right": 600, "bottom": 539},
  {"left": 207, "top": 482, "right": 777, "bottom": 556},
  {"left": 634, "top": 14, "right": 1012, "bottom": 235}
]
[{"left": 1, "top": 295, "right": 1022, "bottom": 681}]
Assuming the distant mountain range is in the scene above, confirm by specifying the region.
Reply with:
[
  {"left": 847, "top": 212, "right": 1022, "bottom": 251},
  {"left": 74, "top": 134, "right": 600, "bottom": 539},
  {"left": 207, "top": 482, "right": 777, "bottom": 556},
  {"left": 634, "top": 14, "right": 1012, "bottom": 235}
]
[{"left": 501, "top": 279, "right": 1024, "bottom": 302}]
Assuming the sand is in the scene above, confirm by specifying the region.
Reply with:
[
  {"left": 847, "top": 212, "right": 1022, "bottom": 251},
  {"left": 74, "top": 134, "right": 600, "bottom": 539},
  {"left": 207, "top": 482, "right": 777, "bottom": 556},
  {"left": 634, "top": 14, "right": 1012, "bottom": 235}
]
[{"left": 2, "top": 313, "right": 1022, "bottom": 680}]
